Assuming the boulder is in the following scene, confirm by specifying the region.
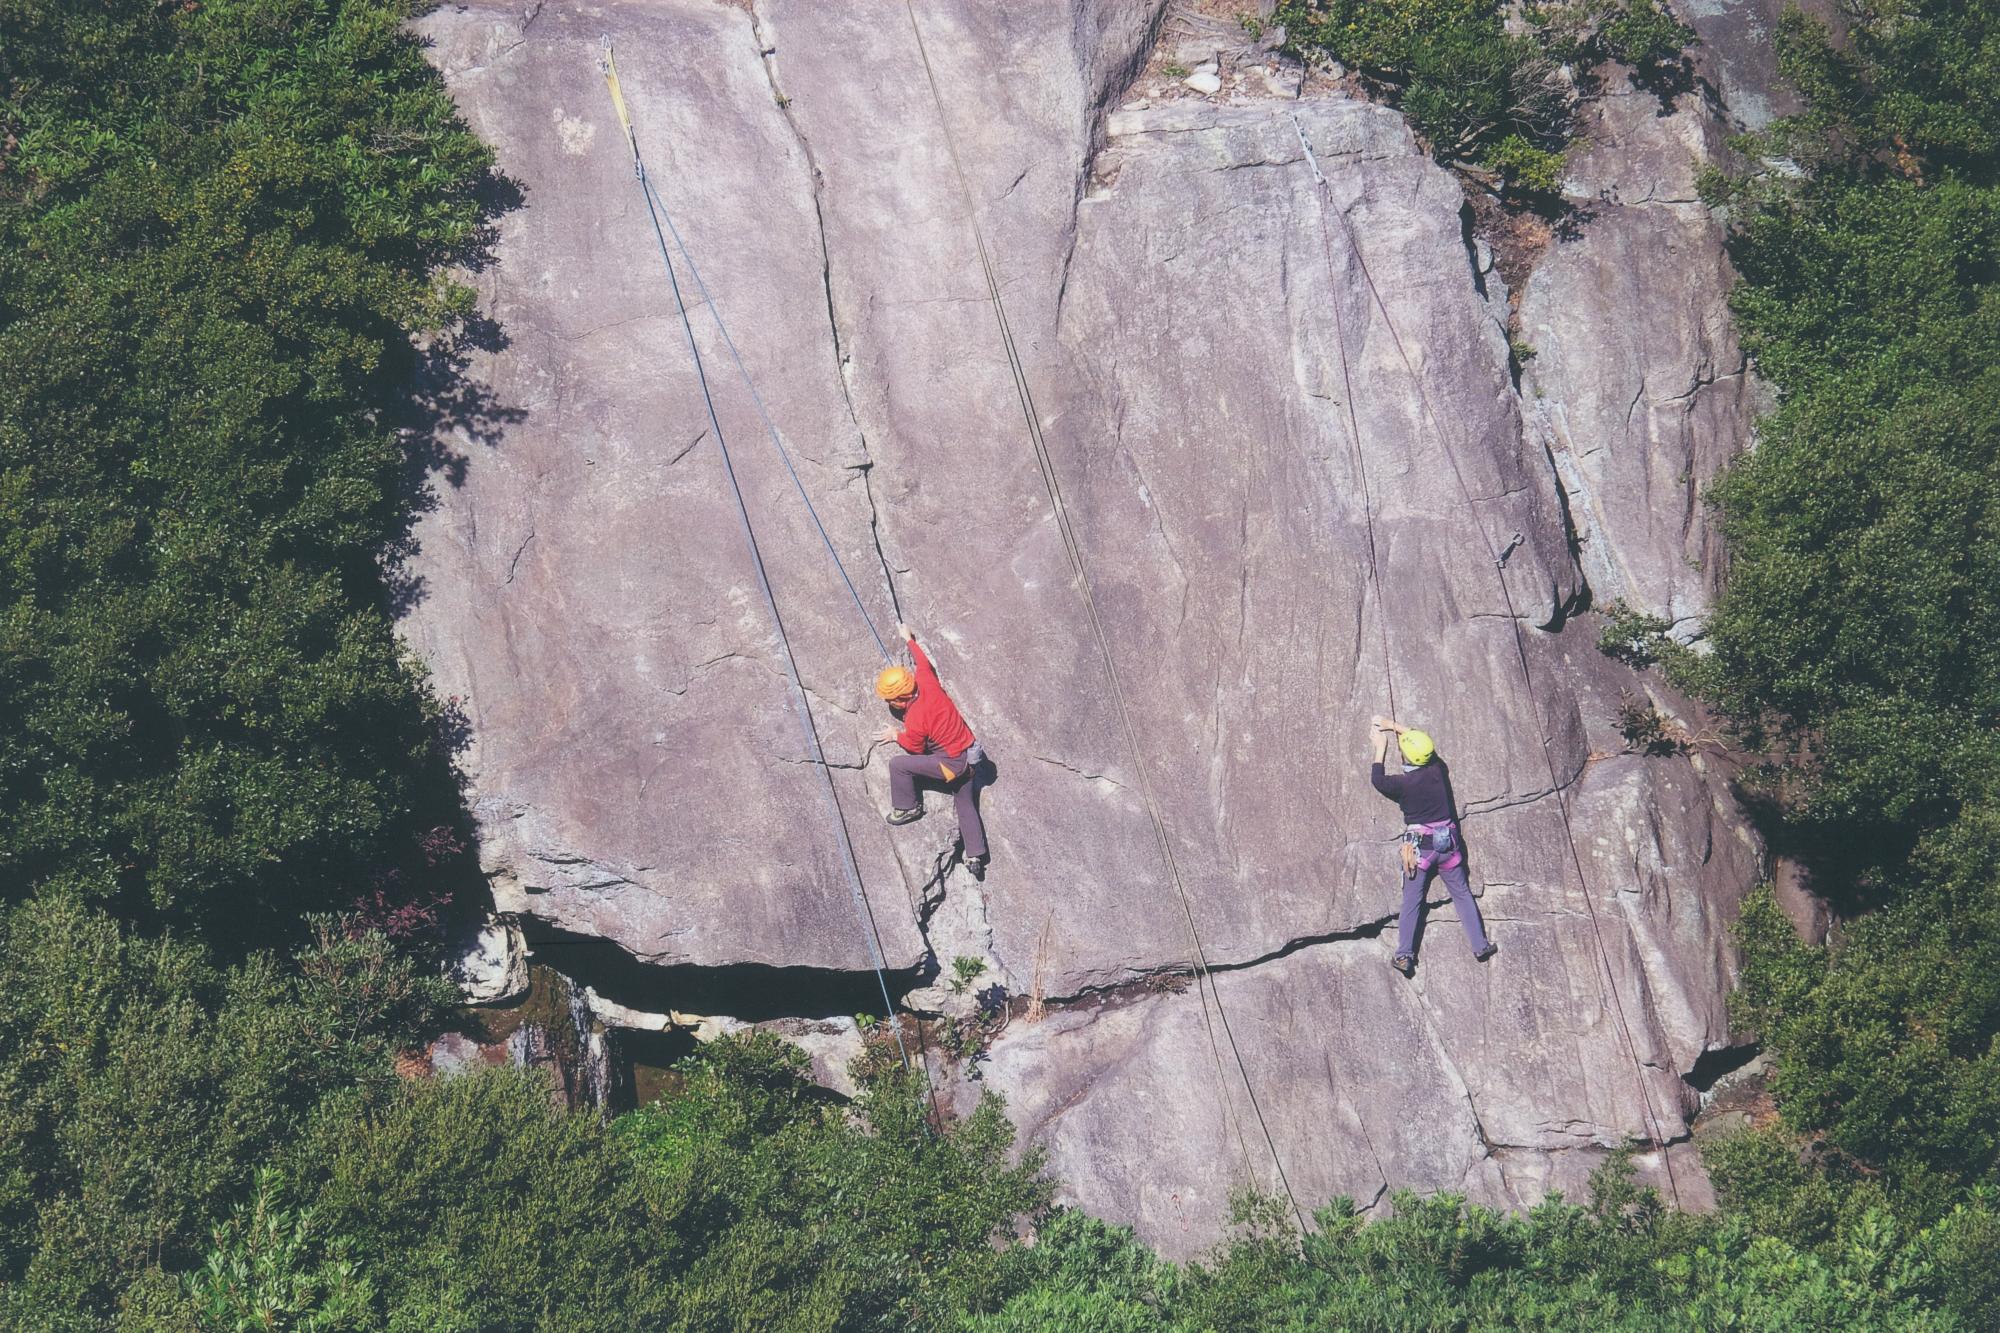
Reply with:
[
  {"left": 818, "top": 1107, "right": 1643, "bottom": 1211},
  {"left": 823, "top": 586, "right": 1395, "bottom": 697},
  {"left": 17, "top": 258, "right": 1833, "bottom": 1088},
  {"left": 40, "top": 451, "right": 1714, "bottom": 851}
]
[
  {"left": 447, "top": 915, "right": 530, "bottom": 1004},
  {"left": 406, "top": 0, "right": 1765, "bottom": 1253}
]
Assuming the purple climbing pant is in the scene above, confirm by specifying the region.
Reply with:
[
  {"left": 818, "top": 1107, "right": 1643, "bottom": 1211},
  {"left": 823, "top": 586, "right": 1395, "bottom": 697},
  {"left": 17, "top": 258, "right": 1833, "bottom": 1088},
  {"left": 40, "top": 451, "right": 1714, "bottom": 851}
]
[
  {"left": 1397, "top": 857, "right": 1491, "bottom": 960},
  {"left": 888, "top": 749, "right": 987, "bottom": 859}
]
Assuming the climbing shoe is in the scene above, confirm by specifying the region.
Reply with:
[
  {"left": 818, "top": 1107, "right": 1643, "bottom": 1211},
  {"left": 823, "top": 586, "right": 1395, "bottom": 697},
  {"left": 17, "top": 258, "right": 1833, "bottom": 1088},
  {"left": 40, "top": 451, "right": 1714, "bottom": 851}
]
[
  {"left": 885, "top": 807, "right": 923, "bottom": 826},
  {"left": 1390, "top": 954, "right": 1415, "bottom": 977},
  {"left": 965, "top": 854, "right": 988, "bottom": 882},
  {"left": 1475, "top": 942, "right": 1500, "bottom": 963}
]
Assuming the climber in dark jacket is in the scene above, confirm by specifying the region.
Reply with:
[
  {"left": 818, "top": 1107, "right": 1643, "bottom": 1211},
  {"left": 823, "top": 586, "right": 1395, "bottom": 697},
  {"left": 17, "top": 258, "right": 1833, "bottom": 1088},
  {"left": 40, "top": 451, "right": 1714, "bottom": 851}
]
[
  {"left": 1370, "top": 716, "right": 1496, "bottom": 976},
  {"left": 875, "top": 623, "right": 988, "bottom": 879}
]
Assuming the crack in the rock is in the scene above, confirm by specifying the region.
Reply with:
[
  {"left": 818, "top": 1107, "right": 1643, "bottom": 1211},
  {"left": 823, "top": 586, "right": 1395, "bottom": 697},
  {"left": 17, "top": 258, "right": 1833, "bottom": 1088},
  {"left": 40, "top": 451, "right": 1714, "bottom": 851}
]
[
  {"left": 1032, "top": 752, "right": 1134, "bottom": 795},
  {"left": 661, "top": 650, "right": 756, "bottom": 697},
  {"left": 665, "top": 428, "right": 709, "bottom": 468},
  {"left": 503, "top": 529, "right": 535, "bottom": 585},
  {"left": 743, "top": 0, "right": 904, "bottom": 628},
  {"left": 1037, "top": 912, "right": 1400, "bottom": 1009}
]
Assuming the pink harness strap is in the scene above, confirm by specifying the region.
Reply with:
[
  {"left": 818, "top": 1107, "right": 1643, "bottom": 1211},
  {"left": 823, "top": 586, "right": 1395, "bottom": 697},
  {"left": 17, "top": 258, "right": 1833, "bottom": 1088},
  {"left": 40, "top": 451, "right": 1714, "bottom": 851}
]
[{"left": 1406, "top": 819, "right": 1463, "bottom": 873}]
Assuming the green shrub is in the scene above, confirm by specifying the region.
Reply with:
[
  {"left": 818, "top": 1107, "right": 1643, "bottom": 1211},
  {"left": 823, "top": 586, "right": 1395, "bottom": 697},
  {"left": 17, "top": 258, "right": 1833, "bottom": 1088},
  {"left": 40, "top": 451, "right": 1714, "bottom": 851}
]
[
  {"left": 1277, "top": 0, "right": 1570, "bottom": 168},
  {"left": 0, "top": 0, "right": 495, "bottom": 932},
  {"left": 295, "top": 1068, "right": 676, "bottom": 1332},
  {"left": 1599, "top": 0, "right": 1695, "bottom": 76},
  {"left": 1699, "top": 8, "right": 2000, "bottom": 888},
  {"left": 0, "top": 894, "right": 442, "bottom": 1316},
  {"left": 1484, "top": 132, "right": 1567, "bottom": 194},
  {"left": 619, "top": 1033, "right": 1050, "bottom": 1331},
  {"left": 1730, "top": 816, "right": 2000, "bottom": 1197},
  {"left": 183, "top": 1169, "right": 373, "bottom": 1333},
  {"left": 968, "top": 1161, "right": 1976, "bottom": 1328},
  {"left": 1765, "top": 2, "right": 2000, "bottom": 179},
  {"left": 1276, "top": 1, "right": 1697, "bottom": 179},
  {"left": 1597, "top": 599, "right": 1676, "bottom": 668}
]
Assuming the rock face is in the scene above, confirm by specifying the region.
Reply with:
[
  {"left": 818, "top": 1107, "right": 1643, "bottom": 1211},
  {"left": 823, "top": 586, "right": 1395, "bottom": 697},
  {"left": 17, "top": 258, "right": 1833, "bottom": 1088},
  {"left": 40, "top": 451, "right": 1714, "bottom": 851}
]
[
  {"left": 1520, "top": 71, "right": 1751, "bottom": 634},
  {"left": 447, "top": 915, "right": 530, "bottom": 1004},
  {"left": 405, "top": 0, "right": 1764, "bottom": 1253}
]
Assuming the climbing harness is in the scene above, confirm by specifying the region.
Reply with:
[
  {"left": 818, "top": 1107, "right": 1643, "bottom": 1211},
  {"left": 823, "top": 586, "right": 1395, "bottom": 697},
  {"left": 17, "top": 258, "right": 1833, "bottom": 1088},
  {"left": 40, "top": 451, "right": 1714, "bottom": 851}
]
[
  {"left": 1403, "top": 819, "right": 1460, "bottom": 872},
  {"left": 598, "top": 41, "right": 915, "bottom": 1076},
  {"left": 1293, "top": 114, "right": 1684, "bottom": 1206},
  {"left": 903, "top": 0, "right": 1309, "bottom": 1233}
]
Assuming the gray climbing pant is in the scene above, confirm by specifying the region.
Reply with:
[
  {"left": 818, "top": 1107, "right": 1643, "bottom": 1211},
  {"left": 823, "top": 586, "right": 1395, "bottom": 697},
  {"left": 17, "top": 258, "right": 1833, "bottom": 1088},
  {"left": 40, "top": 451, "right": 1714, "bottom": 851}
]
[
  {"left": 888, "top": 748, "right": 987, "bottom": 859},
  {"left": 1397, "top": 858, "right": 1491, "bottom": 960}
]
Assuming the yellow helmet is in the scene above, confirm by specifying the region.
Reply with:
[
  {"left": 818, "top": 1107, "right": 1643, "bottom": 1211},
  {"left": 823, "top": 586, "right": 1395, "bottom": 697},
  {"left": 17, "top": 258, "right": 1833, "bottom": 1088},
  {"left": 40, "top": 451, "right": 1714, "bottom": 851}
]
[
  {"left": 1399, "top": 729, "right": 1435, "bottom": 766},
  {"left": 875, "top": 665, "right": 916, "bottom": 701}
]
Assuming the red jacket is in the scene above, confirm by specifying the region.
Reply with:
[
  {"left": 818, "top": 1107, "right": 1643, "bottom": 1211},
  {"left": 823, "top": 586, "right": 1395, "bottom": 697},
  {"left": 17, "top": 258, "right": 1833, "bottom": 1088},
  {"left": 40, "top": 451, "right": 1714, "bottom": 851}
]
[{"left": 892, "top": 638, "right": 976, "bottom": 758}]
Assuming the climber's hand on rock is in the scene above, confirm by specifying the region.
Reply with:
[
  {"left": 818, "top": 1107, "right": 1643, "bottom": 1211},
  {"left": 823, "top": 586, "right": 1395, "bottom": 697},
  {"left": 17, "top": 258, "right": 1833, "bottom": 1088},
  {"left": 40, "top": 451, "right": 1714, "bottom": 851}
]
[
  {"left": 1372, "top": 715, "right": 1398, "bottom": 732},
  {"left": 876, "top": 726, "right": 901, "bottom": 744},
  {"left": 896, "top": 621, "right": 914, "bottom": 642}
]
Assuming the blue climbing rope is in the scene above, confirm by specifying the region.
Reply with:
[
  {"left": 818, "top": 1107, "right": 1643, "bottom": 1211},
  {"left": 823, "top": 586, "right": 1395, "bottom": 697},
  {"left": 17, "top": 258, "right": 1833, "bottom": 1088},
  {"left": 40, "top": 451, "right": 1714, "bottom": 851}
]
[
  {"left": 600, "top": 41, "right": 912, "bottom": 1071},
  {"left": 640, "top": 173, "right": 894, "bottom": 665}
]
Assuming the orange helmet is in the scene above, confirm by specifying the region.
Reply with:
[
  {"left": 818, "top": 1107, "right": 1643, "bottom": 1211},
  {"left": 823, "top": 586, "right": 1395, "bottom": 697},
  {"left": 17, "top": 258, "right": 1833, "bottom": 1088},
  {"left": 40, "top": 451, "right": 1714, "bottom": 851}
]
[{"left": 875, "top": 665, "right": 916, "bottom": 701}]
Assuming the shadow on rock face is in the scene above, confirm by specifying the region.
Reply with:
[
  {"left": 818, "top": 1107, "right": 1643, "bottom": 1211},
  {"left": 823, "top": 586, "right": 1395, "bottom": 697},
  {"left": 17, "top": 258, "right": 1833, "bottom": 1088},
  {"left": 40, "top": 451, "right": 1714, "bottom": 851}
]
[
  {"left": 527, "top": 925, "right": 928, "bottom": 1024},
  {"left": 383, "top": 167, "right": 530, "bottom": 620}
]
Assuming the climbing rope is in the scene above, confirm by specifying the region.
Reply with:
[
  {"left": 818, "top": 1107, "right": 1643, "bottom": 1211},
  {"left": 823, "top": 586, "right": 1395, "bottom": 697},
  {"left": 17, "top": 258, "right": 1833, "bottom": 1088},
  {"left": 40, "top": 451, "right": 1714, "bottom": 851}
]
[
  {"left": 599, "top": 41, "right": 913, "bottom": 1073},
  {"left": 901, "top": 0, "right": 1308, "bottom": 1231},
  {"left": 638, "top": 172, "right": 895, "bottom": 664},
  {"left": 1296, "top": 126, "right": 1397, "bottom": 724},
  {"left": 1292, "top": 116, "right": 1683, "bottom": 1205}
]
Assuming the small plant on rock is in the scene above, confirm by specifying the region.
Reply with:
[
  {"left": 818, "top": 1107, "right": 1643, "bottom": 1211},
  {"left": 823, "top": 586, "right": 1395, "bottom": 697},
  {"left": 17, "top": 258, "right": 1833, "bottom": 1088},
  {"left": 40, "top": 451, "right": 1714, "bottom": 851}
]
[
  {"left": 1486, "top": 134, "right": 1567, "bottom": 196},
  {"left": 1598, "top": 599, "right": 1675, "bottom": 668},
  {"left": 1616, "top": 693, "right": 1685, "bottom": 756},
  {"left": 948, "top": 955, "right": 986, "bottom": 995}
]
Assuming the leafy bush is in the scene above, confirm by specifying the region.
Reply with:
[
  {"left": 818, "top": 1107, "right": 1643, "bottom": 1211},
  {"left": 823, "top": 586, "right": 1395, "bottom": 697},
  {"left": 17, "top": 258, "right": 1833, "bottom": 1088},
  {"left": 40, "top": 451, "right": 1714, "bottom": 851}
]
[
  {"left": 1684, "top": 11, "right": 2000, "bottom": 1310},
  {"left": 619, "top": 1033, "right": 1050, "bottom": 1331},
  {"left": 183, "top": 1169, "right": 373, "bottom": 1333},
  {"left": 1698, "top": 8, "right": 2000, "bottom": 888},
  {"left": 1599, "top": 0, "right": 1696, "bottom": 75},
  {"left": 0, "top": 894, "right": 444, "bottom": 1319},
  {"left": 294, "top": 1068, "right": 677, "bottom": 1332},
  {"left": 1730, "top": 817, "right": 2000, "bottom": 1199},
  {"left": 1276, "top": 0, "right": 1695, "bottom": 186},
  {"left": 1278, "top": 0, "right": 1570, "bottom": 173},
  {"left": 0, "top": 0, "right": 495, "bottom": 932},
  {"left": 1597, "top": 599, "right": 1677, "bottom": 669},
  {"left": 1484, "top": 131, "right": 1567, "bottom": 193},
  {"left": 1616, "top": 693, "right": 1684, "bottom": 755},
  {"left": 1765, "top": 1, "right": 2000, "bottom": 179},
  {"left": 973, "top": 1159, "right": 1972, "bottom": 1329}
]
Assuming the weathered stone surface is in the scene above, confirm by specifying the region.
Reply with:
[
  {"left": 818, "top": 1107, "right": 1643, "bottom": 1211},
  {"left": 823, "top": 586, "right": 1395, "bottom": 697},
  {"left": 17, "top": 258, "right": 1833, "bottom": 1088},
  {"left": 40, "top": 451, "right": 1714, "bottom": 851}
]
[
  {"left": 1520, "top": 67, "right": 1753, "bottom": 633},
  {"left": 448, "top": 915, "right": 529, "bottom": 1004},
  {"left": 406, "top": 0, "right": 1765, "bottom": 1252}
]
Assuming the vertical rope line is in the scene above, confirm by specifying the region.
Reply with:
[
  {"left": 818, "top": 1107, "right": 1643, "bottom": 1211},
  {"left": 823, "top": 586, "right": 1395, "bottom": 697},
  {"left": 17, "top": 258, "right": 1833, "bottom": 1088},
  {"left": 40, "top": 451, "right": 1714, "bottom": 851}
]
[
  {"left": 640, "top": 174, "right": 893, "bottom": 664},
  {"left": 1296, "top": 121, "right": 1397, "bottom": 723},
  {"left": 602, "top": 45, "right": 923, "bottom": 1089},
  {"left": 1292, "top": 123, "right": 1682, "bottom": 1205},
  {"left": 902, "top": 1, "right": 1307, "bottom": 1229}
]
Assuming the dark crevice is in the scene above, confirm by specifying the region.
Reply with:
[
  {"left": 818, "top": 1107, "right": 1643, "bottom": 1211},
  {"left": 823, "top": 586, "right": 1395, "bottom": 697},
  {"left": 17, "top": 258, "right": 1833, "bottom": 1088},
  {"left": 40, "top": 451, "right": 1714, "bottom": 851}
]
[
  {"left": 1459, "top": 198, "right": 1490, "bottom": 303},
  {"left": 1036, "top": 910, "right": 1402, "bottom": 1010},
  {"left": 1683, "top": 1040, "right": 1761, "bottom": 1093},
  {"left": 523, "top": 922, "right": 926, "bottom": 1023}
]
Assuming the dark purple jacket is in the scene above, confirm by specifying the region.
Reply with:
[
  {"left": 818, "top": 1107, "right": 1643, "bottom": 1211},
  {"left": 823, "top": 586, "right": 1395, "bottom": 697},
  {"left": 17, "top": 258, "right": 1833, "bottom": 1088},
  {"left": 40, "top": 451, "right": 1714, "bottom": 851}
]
[{"left": 1370, "top": 759, "right": 1455, "bottom": 825}]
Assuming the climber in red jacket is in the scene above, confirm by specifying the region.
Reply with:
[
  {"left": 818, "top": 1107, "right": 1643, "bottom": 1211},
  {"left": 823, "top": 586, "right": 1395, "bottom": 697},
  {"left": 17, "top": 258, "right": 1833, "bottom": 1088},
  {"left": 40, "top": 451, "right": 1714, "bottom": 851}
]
[{"left": 875, "top": 623, "right": 988, "bottom": 879}]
